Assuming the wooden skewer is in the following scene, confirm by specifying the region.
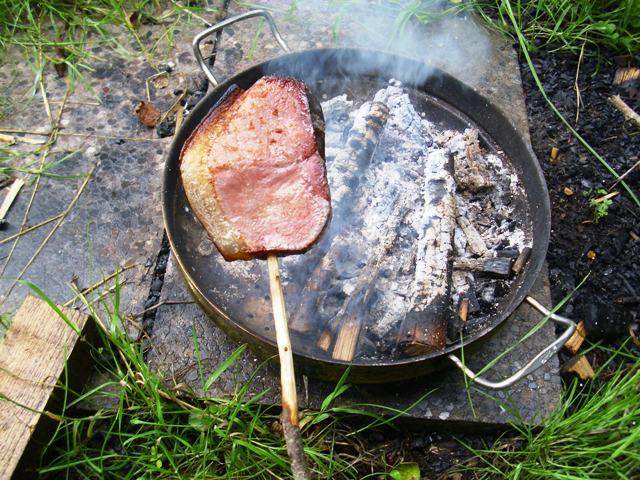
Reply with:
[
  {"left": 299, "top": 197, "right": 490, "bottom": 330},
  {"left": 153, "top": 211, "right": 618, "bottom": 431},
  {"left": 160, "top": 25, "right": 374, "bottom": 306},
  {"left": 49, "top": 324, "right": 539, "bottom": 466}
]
[{"left": 266, "top": 255, "right": 311, "bottom": 480}]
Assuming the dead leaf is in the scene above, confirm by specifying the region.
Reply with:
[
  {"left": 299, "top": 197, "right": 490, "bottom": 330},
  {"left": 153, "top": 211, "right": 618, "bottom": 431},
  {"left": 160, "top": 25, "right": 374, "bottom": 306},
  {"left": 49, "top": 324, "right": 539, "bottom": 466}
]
[
  {"left": 0, "top": 133, "right": 16, "bottom": 145},
  {"left": 135, "top": 101, "right": 162, "bottom": 128},
  {"left": 152, "top": 74, "right": 170, "bottom": 90},
  {"left": 126, "top": 10, "right": 141, "bottom": 29}
]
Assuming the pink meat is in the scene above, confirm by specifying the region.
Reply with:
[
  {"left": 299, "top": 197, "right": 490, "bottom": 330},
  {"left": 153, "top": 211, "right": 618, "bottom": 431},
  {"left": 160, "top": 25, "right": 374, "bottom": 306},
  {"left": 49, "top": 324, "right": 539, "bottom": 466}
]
[{"left": 180, "top": 76, "right": 331, "bottom": 261}]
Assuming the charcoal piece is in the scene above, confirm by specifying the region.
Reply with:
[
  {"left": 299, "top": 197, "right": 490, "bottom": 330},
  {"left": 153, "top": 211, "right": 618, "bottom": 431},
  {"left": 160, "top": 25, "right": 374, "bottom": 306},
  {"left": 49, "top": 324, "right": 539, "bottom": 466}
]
[
  {"left": 467, "top": 288, "right": 481, "bottom": 313},
  {"left": 399, "top": 301, "right": 449, "bottom": 355},
  {"left": 453, "top": 257, "right": 513, "bottom": 277},
  {"left": 483, "top": 257, "right": 513, "bottom": 277},
  {"left": 496, "top": 247, "right": 520, "bottom": 258},
  {"left": 479, "top": 285, "right": 496, "bottom": 305}
]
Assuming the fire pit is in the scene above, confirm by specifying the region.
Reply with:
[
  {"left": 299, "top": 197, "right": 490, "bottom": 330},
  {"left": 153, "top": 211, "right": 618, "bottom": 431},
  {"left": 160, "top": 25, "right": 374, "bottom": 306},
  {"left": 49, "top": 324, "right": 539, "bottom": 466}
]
[{"left": 162, "top": 10, "right": 576, "bottom": 385}]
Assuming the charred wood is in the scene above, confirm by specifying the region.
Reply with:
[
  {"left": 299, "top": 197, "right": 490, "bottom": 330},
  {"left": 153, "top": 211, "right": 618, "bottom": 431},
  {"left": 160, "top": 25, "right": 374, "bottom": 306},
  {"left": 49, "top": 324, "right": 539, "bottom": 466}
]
[
  {"left": 456, "top": 212, "right": 490, "bottom": 258},
  {"left": 289, "top": 100, "right": 390, "bottom": 334},
  {"left": 397, "top": 150, "right": 456, "bottom": 356},
  {"left": 453, "top": 256, "right": 513, "bottom": 277},
  {"left": 512, "top": 246, "right": 532, "bottom": 275}
]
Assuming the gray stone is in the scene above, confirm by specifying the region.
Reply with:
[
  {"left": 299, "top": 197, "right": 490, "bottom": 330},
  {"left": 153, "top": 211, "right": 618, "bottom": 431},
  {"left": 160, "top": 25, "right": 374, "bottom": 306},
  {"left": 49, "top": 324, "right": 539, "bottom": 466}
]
[{"left": 0, "top": 6, "right": 222, "bottom": 332}]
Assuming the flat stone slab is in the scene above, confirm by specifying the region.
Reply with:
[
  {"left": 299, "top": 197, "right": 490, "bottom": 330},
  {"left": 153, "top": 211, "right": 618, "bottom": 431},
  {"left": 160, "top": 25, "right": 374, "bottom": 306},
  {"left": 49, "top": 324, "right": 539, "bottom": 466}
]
[
  {"left": 149, "top": 255, "right": 559, "bottom": 428},
  {"left": 0, "top": 7, "right": 221, "bottom": 333},
  {"left": 146, "top": 3, "right": 561, "bottom": 427}
]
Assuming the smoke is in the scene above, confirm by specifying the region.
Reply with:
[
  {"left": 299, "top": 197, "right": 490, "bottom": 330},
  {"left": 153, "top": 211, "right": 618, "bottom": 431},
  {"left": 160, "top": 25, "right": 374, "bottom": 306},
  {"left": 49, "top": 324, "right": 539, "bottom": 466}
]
[{"left": 287, "top": 0, "right": 492, "bottom": 87}]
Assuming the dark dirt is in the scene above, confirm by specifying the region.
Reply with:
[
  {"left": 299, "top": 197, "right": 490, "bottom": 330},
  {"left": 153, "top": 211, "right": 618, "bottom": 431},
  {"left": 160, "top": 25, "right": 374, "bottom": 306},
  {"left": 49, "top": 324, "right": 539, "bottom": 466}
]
[{"left": 520, "top": 52, "right": 639, "bottom": 343}]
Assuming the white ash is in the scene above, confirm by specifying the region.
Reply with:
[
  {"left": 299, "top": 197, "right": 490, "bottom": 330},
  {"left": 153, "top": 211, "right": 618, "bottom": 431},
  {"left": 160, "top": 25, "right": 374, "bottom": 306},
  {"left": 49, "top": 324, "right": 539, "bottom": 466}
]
[
  {"left": 440, "top": 127, "right": 532, "bottom": 304},
  {"left": 323, "top": 101, "right": 365, "bottom": 204},
  {"left": 282, "top": 82, "right": 531, "bottom": 339}
]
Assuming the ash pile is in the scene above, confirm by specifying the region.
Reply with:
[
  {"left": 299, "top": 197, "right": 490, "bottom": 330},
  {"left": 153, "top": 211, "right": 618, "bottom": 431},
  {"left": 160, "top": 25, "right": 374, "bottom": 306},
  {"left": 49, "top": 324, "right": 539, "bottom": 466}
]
[{"left": 283, "top": 80, "right": 533, "bottom": 362}]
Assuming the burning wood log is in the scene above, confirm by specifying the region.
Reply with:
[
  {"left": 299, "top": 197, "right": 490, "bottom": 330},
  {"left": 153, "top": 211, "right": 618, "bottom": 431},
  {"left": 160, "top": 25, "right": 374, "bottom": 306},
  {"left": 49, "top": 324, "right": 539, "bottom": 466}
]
[
  {"left": 512, "top": 246, "right": 532, "bottom": 275},
  {"left": 328, "top": 100, "right": 390, "bottom": 206},
  {"left": 562, "top": 354, "right": 595, "bottom": 380},
  {"left": 458, "top": 297, "right": 469, "bottom": 322},
  {"left": 289, "top": 99, "right": 390, "bottom": 334},
  {"left": 613, "top": 67, "right": 640, "bottom": 85},
  {"left": 397, "top": 149, "right": 457, "bottom": 356},
  {"left": 330, "top": 201, "right": 408, "bottom": 360},
  {"left": 453, "top": 256, "right": 513, "bottom": 277}
]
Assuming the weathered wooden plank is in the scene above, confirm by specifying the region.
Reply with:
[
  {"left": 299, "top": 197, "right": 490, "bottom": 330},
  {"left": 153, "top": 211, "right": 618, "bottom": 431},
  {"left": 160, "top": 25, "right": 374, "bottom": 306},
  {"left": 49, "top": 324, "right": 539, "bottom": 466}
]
[{"left": 0, "top": 295, "right": 88, "bottom": 480}]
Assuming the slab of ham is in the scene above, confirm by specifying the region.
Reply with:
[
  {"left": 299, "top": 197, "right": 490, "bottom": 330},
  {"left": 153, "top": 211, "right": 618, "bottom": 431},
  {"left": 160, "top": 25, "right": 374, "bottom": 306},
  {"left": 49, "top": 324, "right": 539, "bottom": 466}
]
[{"left": 180, "top": 76, "right": 331, "bottom": 260}]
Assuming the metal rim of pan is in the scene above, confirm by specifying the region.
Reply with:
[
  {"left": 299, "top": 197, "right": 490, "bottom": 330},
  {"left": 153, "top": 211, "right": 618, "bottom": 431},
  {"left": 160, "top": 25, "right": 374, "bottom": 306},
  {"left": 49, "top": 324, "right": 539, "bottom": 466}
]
[{"left": 162, "top": 48, "right": 550, "bottom": 382}]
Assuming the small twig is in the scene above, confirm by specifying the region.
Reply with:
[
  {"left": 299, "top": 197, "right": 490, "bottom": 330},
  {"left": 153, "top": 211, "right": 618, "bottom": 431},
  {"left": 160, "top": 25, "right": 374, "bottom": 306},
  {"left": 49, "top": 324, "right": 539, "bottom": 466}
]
[
  {"left": 0, "top": 129, "right": 51, "bottom": 136},
  {"left": 145, "top": 71, "right": 169, "bottom": 102},
  {"left": 158, "top": 75, "right": 188, "bottom": 125},
  {"left": 609, "top": 158, "right": 640, "bottom": 191},
  {"left": 57, "top": 131, "right": 162, "bottom": 142},
  {"left": 0, "top": 212, "right": 64, "bottom": 245},
  {"left": 0, "top": 133, "right": 16, "bottom": 145},
  {"left": 591, "top": 191, "right": 619, "bottom": 204},
  {"left": 574, "top": 41, "right": 585, "bottom": 124},
  {"left": 0, "top": 179, "right": 25, "bottom": 221},
  {"left": 63, "top": 262, "right": 138, "bottom": 307},
  {"left": 47, "top": 99, "right": 101, "bottom": 106},
  {"left": 40, "top": 79, "right": 53, "bottom": 125},
  {"left": 608, "top": 95, "right": 640, "bottom": 130},
  {"left": 613, "top": 67, "right": 640, "bottom": 85}
]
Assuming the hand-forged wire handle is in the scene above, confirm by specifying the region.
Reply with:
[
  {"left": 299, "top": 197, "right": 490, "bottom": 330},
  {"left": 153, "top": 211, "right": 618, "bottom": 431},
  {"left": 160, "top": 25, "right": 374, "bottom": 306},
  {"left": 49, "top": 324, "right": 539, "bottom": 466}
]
[
  {"left": 448, "top": 296, "right": 577, "bottom": 390},
  {"left": 192, "top": 9, "right": 290, "bottom": 87}
]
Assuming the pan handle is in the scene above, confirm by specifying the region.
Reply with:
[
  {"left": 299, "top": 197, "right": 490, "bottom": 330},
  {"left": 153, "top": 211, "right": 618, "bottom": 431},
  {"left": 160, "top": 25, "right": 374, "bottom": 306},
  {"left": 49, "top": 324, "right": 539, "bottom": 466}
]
[
  {"left": 447, "top": 296, "right": 576, "bottom": 390},
  {"left": 193, "top": 10, "right": 291, "bottom": 87}
]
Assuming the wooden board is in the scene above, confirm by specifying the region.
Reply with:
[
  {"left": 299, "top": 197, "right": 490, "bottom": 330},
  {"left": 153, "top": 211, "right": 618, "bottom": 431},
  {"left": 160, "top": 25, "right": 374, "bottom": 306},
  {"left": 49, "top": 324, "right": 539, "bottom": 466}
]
[{"left": 0, "top": 295, "right": 88, "bottom": 480}]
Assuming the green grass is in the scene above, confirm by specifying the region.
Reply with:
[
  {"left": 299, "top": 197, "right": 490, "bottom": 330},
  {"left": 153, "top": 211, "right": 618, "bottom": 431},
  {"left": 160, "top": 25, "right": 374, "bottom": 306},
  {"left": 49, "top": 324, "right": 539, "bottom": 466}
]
[
  {"left": 22, "top": 279, "right": 640, "bottom": 479},
  {"left": 29, "top": 282, "right": 400, "bottom": 479},
  {"left": 472, "top": 0, "right": 640, "bottom": 55},
  {"left": 457, "top": 343, "right": 640, "bottom": 479},
  {"left": 0, "top": 0, "right": 219, "bottom": 94}
]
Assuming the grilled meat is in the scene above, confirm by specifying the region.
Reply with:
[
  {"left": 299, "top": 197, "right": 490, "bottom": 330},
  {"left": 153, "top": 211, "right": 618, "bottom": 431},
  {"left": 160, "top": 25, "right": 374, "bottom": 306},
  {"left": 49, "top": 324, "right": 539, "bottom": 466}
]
[{"left": 180, "top": 76, "right": 331, "bottom": 261}]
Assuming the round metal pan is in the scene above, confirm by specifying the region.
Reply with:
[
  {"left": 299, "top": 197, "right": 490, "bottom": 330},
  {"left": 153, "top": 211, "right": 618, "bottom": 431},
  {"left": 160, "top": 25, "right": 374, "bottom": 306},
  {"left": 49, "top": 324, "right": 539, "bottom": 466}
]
[{"left": 163, "top": 20, "right": 570, "bottom": 384}]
